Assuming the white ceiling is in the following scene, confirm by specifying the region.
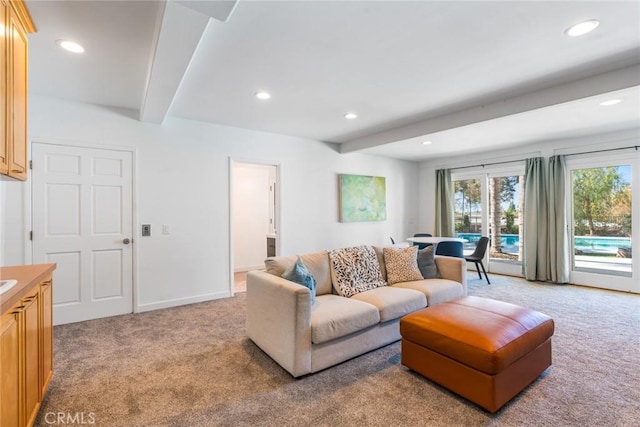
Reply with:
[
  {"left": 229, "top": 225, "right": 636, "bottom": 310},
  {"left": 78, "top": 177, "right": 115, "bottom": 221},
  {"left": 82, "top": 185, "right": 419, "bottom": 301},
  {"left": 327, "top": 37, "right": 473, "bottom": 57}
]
[{"left": 26, "top": 0, "right": 640, "bottom": 161}]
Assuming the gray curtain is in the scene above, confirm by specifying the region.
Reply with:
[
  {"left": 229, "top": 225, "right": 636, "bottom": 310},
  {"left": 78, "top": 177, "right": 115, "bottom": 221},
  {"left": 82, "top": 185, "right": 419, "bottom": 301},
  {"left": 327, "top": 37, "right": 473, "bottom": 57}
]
[
  {"left": 547, "top": 155, "right": 570, "bottom": 283},
  {"left": 522, "top": 157, "right": 548, "bottom": 280},
  {"left": 435, "top": 169, "right": 454, "bottom": 237}
]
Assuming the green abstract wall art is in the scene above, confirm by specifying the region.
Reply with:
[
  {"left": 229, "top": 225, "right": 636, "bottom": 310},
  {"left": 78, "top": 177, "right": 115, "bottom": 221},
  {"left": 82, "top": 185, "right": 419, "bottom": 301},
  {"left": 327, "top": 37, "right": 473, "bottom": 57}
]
[{"left": 339, "top": 174, "right": 386, "bottom": 222}]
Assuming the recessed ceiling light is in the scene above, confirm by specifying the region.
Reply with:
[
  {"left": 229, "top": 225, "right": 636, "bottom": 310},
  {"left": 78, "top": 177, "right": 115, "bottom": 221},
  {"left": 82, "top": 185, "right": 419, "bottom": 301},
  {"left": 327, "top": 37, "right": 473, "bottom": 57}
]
[
  {"left": 344, "top": 112, "right": 358, "bottom": 120},
  {"left": 56, "top": 39, "right": 85, "bottom": 53},
  {"left": 422, "top": 140, "right": 433, "bottom": 145},
  {"left": 254, "top": 91, "right": 271, "bottom": 100},
  {"left": 565, "top": 19, "right": 600, "bottom": 37},
  {"left": 599, "top": 99, "right": 622, "bottom": 106}
]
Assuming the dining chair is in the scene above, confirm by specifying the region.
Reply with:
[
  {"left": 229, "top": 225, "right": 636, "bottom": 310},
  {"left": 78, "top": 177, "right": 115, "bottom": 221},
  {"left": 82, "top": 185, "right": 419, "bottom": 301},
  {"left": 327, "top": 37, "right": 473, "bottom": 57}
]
[
  {"left": 435, "top": 240, "right": 463, "bottom": 258},
  {"left": 413, "top": 233, "right": 432, "bottom": 250},
  {"left": 465, "top": 236, "right": 490, "bottom": 284}
]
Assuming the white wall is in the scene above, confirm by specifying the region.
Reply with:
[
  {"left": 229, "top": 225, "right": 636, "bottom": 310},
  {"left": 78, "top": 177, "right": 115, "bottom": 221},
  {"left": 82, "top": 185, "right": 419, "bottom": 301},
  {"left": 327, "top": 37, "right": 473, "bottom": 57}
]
[
  {"left": 0, "top": 176, "right": 26, "bottom": 266},
  {"left": 0, "top": 95, "right": 419, "bottom": 312},
  {"left": 233, "top": 163, "right": 272, "bottom": 271}
]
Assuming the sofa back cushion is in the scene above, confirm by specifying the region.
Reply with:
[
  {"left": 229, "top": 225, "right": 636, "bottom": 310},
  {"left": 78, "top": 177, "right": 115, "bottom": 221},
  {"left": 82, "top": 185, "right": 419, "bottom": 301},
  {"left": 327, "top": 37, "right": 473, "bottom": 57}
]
[
  {"left": 372, "top": 246, "right": 387, "bottom": 282},
  {"left": 265, "top": 250, "right": 332, "bottom": 295}
]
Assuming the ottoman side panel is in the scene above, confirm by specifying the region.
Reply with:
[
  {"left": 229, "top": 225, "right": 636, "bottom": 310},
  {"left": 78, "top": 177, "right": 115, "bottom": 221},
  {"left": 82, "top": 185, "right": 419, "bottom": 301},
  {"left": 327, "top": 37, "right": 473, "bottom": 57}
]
[{"left": 401, "top": 338, "right": 498, "bottom": 412}]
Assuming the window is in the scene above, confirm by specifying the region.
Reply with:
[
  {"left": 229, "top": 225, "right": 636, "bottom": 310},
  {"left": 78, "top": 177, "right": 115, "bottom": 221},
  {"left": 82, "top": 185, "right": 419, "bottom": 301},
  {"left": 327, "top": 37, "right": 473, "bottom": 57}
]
[
  {"left": 452, "top": 165, "right": 524, "bottom": 276},
  {"left": 488, "top": 174, "right": 523, "bottom": 264},
  {"left": 454, "top": 178, "right": 482, "bottom": 240},
  {"left": 567, "top": 151, "right": 638, "bottom": 292},
  {"left": 571, "top": 164, "right": 632, "bottom": 277}
]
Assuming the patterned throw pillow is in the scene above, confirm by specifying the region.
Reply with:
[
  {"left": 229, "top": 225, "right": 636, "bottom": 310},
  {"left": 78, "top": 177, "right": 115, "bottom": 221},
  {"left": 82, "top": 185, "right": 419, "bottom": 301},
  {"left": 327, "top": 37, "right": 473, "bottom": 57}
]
[
  {"left": 282, "top": 257, "right": 317, "bottom": 304},
  {"left": 417, "top": 246, "right": 441, "bottom": 279},
  {"left": 383, "top": 246, "right": 424, "bottom": 285},
  {"left": 329, "top": 246, "right": 386, "bottom": 297}
]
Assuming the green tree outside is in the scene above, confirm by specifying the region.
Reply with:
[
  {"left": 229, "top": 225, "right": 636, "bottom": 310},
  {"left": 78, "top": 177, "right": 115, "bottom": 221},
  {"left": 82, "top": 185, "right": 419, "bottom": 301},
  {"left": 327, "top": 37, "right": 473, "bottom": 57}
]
[{"left": 572, "top": 167, "right": 629, "bottom": 236}]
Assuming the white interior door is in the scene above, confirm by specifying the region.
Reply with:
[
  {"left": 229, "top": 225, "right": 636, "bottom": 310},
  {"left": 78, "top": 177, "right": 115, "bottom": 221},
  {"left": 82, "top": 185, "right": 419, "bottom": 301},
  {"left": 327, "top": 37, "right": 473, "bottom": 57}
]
[{"left": 31, "top": 143, "right": 133, "bottom": 325}]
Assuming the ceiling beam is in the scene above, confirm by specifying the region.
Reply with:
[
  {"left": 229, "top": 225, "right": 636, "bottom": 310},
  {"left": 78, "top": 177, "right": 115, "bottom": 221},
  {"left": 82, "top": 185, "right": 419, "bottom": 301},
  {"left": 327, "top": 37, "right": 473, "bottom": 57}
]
[
  {"left": 175, "top": 0, "right": 238, "bottom": 22},
  {"left": 139, "top": 1, "right": 211, "bottom": 124},
  {"left": 340, "top": 64, "right": 640, "bottom": 153}
]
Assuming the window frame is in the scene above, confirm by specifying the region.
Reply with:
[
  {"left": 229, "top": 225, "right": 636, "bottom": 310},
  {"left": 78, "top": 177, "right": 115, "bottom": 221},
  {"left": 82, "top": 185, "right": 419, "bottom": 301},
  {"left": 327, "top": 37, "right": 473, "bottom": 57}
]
[
  {"left": 565, "top": 150, "right": 639, "bottom": 292},
  {"left": 452, "top": 163, "right": 525, "bottom": 277}
]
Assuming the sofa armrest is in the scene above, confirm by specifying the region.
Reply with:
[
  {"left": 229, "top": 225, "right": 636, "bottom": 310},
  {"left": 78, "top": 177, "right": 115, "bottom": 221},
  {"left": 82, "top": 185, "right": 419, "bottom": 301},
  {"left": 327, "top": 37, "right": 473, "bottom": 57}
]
[
  {"left": 435, "top": 256, "right": 468, "bottom": 295},
  {"left": 246, "top": 270, "right": 312, "bottom": 377}
]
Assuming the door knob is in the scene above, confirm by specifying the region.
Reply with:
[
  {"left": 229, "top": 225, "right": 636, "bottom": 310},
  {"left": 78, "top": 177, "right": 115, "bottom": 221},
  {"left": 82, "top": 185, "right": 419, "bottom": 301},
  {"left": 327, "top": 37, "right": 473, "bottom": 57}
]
[{"left": 123, "top": 238, "right": 131, "bottom": 244}]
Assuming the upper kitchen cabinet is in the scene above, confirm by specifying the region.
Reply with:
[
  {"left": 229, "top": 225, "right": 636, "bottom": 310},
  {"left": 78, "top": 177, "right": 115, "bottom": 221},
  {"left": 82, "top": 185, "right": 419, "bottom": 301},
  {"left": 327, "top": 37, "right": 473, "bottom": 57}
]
[{"left": 1, "top": 0, "right": 35, "bottom": 181}]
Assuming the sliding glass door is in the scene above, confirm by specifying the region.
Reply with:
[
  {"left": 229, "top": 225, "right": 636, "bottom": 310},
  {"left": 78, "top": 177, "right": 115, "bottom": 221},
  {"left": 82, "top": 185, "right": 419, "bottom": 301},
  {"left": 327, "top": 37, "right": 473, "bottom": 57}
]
[
  {"left": 567, "top": 152, "right": 638, "bottom": 292},
  {"left": 453, "top": 165, "right": 524, "bottom": 276}
]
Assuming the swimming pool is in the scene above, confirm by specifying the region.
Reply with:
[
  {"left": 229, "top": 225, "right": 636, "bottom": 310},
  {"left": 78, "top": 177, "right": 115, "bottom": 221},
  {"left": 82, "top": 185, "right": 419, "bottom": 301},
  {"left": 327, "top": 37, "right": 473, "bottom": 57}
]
[{"left": 457, "top": 233, "right": 632, "bottom": 255}]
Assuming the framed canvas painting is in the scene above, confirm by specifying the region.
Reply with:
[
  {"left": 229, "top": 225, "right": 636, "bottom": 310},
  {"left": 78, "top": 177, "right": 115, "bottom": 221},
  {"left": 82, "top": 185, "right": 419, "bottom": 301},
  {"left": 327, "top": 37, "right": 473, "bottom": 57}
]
[{"left": 339, "top": 174, "right": 386, "bottom": 222}]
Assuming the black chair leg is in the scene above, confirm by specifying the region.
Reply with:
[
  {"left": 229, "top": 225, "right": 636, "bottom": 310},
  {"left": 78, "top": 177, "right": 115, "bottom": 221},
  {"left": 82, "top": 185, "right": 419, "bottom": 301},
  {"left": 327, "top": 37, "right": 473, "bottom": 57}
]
[
  {"left": 479, "top": 261, "right": 490, "bottom": 284},
  {"left": 474, "top": 262, "right": 482, "bottom": 279}
]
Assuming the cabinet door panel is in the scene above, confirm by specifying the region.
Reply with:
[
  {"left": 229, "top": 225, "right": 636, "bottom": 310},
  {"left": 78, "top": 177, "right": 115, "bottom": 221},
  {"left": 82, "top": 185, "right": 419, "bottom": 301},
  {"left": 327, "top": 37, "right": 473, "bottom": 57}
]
[
  {"left": 8, "top": 4, "right": 28, "bottom": 180},
  {"left": 20, "top": 294, "right": 40, "bottom": 427},
  {"left": 40, "top": 279, "right": 53, "bottom": 395},
  {"left": 0, "top": 312, "right": 20, "bottom": 427},
  {"left": 0, "top": 0, "right": 7, "bottom": 174}
]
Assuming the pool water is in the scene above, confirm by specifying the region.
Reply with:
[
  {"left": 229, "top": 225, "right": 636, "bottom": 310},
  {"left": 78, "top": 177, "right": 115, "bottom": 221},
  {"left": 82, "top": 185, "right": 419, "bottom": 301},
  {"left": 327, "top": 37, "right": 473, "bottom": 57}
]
[{"left": 457, "top": 233, "right": 632, "bottom": 255}]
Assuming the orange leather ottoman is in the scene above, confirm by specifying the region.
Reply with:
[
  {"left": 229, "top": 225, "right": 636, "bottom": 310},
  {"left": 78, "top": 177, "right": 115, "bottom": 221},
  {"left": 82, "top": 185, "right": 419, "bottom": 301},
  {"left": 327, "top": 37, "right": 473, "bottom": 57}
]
[{"left": 400, "top": 296, "right": 554, "bottom": 413}]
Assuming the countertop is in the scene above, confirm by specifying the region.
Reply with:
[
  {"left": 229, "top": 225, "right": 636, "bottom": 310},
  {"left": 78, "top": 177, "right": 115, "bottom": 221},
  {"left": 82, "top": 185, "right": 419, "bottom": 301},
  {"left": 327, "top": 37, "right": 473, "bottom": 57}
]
[{"left": 1, "top": 263, "right": 56, "bottom": 315}]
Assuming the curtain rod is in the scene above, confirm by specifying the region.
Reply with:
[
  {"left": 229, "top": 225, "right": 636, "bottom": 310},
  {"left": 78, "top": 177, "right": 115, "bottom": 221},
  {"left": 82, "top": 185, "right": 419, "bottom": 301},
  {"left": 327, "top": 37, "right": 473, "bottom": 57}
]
[
  {"left": 450, "top": 158, "right": 523, "bottom": 171},
  {"left": 449, "top": 145, "right": 639, "bottom": 171},
  {"left": 564, "top": 144, "right": 639, "bottom": 157}
]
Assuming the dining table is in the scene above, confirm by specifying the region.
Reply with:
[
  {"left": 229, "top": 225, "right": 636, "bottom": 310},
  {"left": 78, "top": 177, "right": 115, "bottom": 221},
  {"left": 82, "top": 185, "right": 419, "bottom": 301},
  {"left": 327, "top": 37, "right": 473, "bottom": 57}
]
[
  {"left": 406, "top": 236, "right": 468, "bottom": 245},
  {"left": 406, "top": 236, "right": 468, "bottom": 257}
]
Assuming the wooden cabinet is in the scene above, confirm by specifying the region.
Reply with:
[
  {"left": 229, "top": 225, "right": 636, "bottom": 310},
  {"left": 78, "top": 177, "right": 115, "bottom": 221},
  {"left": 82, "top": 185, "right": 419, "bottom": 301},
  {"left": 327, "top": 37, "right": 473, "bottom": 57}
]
[
  {"left": 39, "top": 279, "right": 53, "bottom": 396},
  {"left": 0, "top": 0, "right": 7, "bottom": 175},
  {"left": 0, "top": 264, "right": 55, "bottom": 427},
  {"left": 1, "top": 0, "right": 35, "bottom": 181},
  {"left": 0, "top": 311, "right": 20, "bottom": 427},
  {"left": 18, "top": 289, "right": 40, "bottom": 427}
]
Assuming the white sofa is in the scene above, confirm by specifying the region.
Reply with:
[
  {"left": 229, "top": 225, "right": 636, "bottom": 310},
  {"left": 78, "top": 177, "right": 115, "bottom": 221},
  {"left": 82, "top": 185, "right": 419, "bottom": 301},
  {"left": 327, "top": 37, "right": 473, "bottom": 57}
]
[{"left": 246, "top": 246, "right": 467, "bottom": 377}]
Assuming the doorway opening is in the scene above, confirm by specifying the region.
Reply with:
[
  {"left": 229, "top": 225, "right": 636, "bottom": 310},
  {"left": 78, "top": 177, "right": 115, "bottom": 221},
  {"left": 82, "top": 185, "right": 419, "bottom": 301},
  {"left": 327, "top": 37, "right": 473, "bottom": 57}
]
[{"left": 230, "top": 160, "right": 279, "bottom": 294}]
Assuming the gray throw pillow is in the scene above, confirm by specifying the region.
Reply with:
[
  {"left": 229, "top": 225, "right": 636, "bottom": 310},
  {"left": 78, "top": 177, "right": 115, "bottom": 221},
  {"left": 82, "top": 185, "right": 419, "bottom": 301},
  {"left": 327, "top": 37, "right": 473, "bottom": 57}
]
[{"left": 417, "top": 246, "right": 441, "bottom": 279}]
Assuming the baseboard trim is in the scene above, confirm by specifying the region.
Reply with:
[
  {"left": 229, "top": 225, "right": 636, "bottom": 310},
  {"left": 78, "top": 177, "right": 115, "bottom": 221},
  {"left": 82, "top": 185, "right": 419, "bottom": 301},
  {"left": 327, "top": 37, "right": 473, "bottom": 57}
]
[{"left": 234, "top": 265, "right": 263, "bottom": 273}]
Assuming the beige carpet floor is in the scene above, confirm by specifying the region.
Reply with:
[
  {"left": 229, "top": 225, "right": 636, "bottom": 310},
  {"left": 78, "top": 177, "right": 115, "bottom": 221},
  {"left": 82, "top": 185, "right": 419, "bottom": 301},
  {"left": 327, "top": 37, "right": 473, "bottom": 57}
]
[{"left": 35, "top": 273, "right": 640, "bottom": 426}]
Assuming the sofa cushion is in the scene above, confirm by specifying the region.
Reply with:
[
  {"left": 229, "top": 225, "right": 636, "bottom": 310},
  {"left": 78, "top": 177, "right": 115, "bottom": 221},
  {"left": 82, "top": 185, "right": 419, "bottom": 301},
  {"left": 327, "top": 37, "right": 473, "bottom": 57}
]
[
  {"left": 372, "top": 245, "right": 387, "bottom": 281},
  {"left": 310, "top": 295, "right": 380, "bottom": 344},
  {"left": 391, "top": 279, "right": 464, "bottom": 306},
  {"left": 383, "top": 246, "right": 423, "bottom": 285},
  {"left": 351, "top": 287, "right": 426, "bottom": 322},
  {"left": 282, "top": 257, "right": 317, "bottom": 304},
  {"left": 328, "top": 246, "right": 386, "bottom": 297},
  {"left": 265, "top": 250, "right": 332, "bottom": 295},
  {"left": 417, "top": 246, "right": 441, "bottom": 279}
]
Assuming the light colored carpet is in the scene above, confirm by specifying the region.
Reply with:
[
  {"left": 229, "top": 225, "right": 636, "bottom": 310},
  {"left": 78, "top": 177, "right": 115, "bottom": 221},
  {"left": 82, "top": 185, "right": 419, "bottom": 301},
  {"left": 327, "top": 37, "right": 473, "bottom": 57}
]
[{"left": 35, "top": 273, "right": 640, "bottom": 426}]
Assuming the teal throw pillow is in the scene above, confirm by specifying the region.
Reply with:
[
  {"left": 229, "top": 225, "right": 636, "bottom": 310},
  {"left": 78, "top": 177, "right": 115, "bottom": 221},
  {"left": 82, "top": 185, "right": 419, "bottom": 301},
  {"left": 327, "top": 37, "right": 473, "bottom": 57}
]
[
  {"left": 417, "top": 246, "right": 441, "bottom": 279},
  {"left": 282, "top": 257, "right": 317, "bottom": 304}
]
